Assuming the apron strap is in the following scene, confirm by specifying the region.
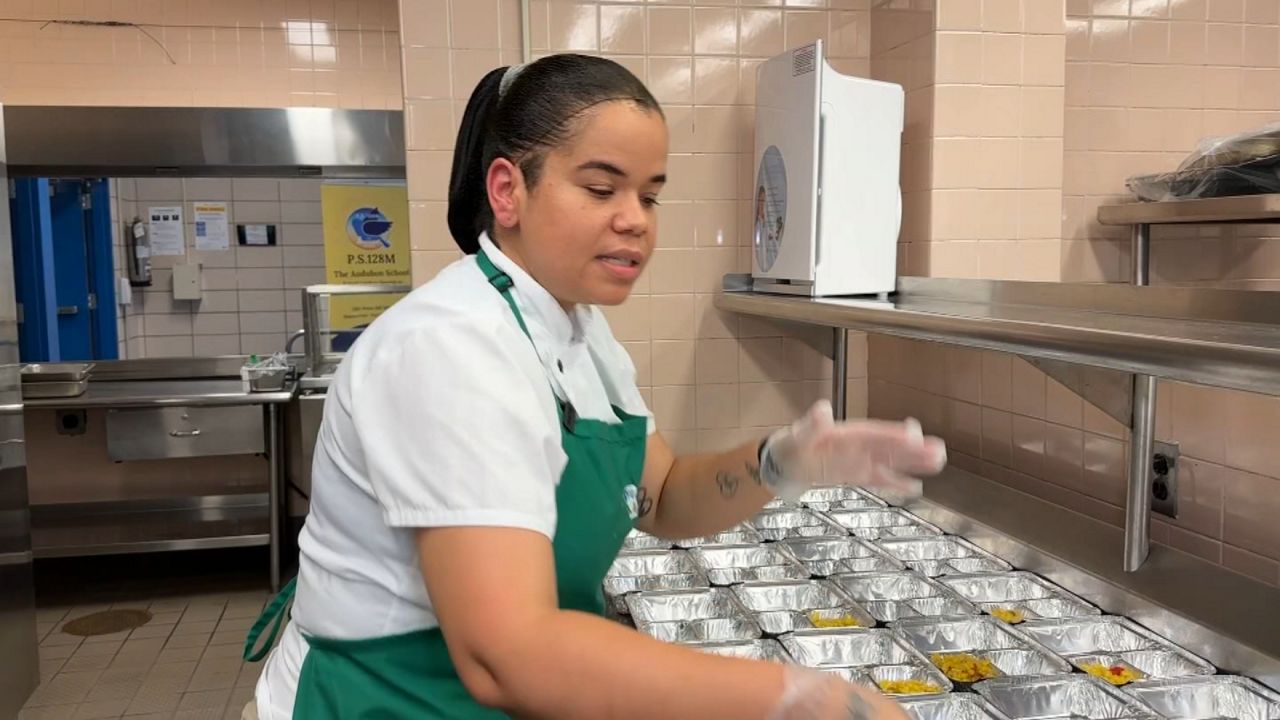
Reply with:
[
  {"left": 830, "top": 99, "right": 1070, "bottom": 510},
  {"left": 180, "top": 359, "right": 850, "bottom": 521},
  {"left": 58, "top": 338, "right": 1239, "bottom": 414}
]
[
  {"left": 243, "top": 577, "right": 297, "bottom": 662},
  {"left": 475, "top": 248, "right": 534, "bottom": 341},
  {"left": 475, "top": 247, "right": 578, "bottom": 431}
]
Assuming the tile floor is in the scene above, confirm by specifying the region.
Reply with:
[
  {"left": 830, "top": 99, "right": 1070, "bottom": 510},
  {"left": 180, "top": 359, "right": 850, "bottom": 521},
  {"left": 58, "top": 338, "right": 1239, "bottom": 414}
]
[
  {"left": 18, "top": 548, "right": 283, "bottom": 720},
  {"left": 20, "top": 591, "right": 268, "bottom": 719}
]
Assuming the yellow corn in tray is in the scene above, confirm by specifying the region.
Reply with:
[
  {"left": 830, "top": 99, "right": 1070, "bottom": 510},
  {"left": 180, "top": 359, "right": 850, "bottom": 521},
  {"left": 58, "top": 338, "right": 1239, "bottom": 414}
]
[
  {"left": 990, "top": 607, "right": 1025, "bottom": 624},
  {"left": 877, "top": 679, "right": 942, "bottom": 695},
  {"left": 807, "top": 611, "right": 863, "bottom": 629},
  {"left": 931, "top": 652, "right": 1000, "bottom": 683},
  {"left": 1081, "top": 662, "right": 1142, "bottom": 686}
]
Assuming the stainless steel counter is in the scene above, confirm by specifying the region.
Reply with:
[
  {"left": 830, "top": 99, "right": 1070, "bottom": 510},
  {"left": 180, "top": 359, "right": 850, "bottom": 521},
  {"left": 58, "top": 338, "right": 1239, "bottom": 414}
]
[
  {"left": 904, "top": 468, "right": 1280, "bottom": 690},
  {"left": 24, "top": 378, "right": 295, "bottom": 408}
]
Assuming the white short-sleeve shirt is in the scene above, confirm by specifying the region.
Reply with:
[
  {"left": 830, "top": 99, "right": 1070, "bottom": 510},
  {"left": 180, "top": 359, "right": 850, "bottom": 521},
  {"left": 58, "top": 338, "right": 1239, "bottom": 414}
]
[{"left": 255, "top": 233, "right": 653, "bottom": 719}]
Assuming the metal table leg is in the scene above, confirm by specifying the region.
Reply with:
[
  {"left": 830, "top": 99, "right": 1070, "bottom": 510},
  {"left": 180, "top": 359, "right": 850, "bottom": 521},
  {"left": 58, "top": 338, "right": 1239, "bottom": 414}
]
[
  {"left": 1125, "top": 222, "right": 1153, "bottom": 571},
  {"left": 832, "top": 328, "right": 848, "bottom": 421},
  {"left": 1132, "top": 223, "right": 1150, "bottom": 286},
  {"left": 1125, "top": 374, "right": 1156, "bottom": 571},
  {"left": 267, "top": 402, "right": 281, "bottom": 591}
]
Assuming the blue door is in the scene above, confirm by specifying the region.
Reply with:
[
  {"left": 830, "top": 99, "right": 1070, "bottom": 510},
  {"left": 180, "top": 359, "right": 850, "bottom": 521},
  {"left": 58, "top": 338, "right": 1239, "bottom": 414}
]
[
  {"left": 9, "top": 178, "right": 117, "bottom": 362},
  {"left": 49, "top": 180, "right": 94, "bottom": 360}
]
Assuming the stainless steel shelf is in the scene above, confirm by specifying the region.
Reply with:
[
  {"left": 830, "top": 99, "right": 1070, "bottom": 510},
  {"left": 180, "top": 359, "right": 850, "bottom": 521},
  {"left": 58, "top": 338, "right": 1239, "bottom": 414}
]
[
  {"left": 30, "top": 494, "right": 269, "bottom": 559},
  {"left": 716, "top": 278, "right": 1280, "bottom": 397},
  {"left": 1097, "top": 193, "right": 1280, "bottom": 225},
  {"left": 718, "top": 275, "right": 1280, "bottom": 575}
]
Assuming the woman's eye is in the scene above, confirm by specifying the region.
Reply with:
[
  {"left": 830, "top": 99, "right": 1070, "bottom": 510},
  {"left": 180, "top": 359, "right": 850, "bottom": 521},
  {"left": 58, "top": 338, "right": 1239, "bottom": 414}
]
[
  {"left": 642, "top": 195, "right": 661, "bottom": 208},
  {"left": 586, "top": 186, "right": 613, "bottom": 198}
]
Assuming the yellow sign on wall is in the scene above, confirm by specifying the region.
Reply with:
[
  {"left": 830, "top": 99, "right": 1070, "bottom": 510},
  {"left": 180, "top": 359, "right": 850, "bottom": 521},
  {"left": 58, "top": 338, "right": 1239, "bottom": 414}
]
[{"left": 320, "top": 183, "right": 410, "bottom": 330}]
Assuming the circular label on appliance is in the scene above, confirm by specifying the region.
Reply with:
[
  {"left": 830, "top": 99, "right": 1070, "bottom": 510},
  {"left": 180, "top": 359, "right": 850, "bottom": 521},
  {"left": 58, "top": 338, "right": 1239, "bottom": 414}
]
[{"left": 754, "top": 145, "right": 787, "bottom": 273}]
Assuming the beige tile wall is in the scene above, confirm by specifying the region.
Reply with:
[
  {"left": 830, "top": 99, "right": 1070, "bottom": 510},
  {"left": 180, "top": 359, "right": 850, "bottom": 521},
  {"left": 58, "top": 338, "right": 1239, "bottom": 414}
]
[
  {"left": 399, "top": 0, "right": 875, "bottom": 456},
  {"left": 0, "top": 0, "right": 401, "bottom": 108},
  {"left": 867, "top": 0, "right": 1280, "bottom": 587},
  {"left": 1063, "top": 0, "right": 1280, "bottom": 285},
  {"left": 871, "top": 1, "right": 936, "bottom": 278},
  {"left": 112, "top": 177, "right": 328, "bottom": 358},
  {"left": 875, "top": 0, "right": 1067, "bottom": 280}
]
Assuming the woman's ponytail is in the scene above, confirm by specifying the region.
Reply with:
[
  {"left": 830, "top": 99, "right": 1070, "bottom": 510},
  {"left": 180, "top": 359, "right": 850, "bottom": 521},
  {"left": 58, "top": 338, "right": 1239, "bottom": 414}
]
[{"left": 447, "top": 66, "right": 508, "bottom": 254}]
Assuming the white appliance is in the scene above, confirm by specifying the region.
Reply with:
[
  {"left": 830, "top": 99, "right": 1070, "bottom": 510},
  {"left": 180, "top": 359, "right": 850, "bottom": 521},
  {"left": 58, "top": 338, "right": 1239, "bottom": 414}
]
[{"left": 751, "top": 41, "right": 904, "bottom": 297}]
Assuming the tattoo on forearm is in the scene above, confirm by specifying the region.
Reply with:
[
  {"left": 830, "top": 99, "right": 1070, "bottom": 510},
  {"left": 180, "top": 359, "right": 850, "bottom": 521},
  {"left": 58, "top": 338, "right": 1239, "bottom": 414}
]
[
  {"left": 844, "top": 690, "right": 873, "bottom": 720},
  {"left": 715, "top": 471, "right": 740, "bottom": 498},
  {"left": 635, "top": 486, "right": 653, "bottom": 518},
  {"left": 745, "top": 462, "right": 764, "bottom": 486}
]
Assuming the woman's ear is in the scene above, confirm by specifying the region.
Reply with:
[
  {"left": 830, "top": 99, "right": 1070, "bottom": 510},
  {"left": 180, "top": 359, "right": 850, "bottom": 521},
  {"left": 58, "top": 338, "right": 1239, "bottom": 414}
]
[{"left": 486, "top": 158, "right": 523, "bottom": 230}]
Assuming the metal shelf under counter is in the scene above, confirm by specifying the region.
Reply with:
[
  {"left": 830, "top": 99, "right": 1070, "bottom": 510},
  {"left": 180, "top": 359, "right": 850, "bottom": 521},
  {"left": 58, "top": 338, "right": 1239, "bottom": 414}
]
[{"left": 30, "top": 494, "right": 269, "bottom": 559}]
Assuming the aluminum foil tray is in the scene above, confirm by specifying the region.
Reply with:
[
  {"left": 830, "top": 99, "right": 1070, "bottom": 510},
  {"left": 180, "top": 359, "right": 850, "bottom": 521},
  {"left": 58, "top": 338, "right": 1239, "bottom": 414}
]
[
  {"left": 731, "top": 580, "right": 877, "bottom": 633},
  {"left": 975, "top": 676, "right": 1163, "bottom": 719},
  {"left": 900, "top": 693, "right": 1016, "bottom": 720},
  {"left": 603, "top": 550, "right": 708, "bottom": 613},
  {"left": 748, "top": 508, "right": 848, "bottom": 541},
  {"left": 875, "top": 537, "right": 1013, "bottom": 577},
  {"left": 781, "top": 628, "right": 952, "bottom": 695},
  {"left": 797, "top": 485, "right": 889, "bottom": 512},
  {"left": 1124, "top": 675, "right": 1280, "bottom": 719},
  {"left": 733, "top": 580, "right": 853, "bottom": 612},
  {"left": 824, "top": 508, "right": 943, "bottom": 541},
  {"left": 940, "top": 572, "right": 1100, "bottom": 621},
  {"left": 782, "top": 628, "right": 921, "bottom": 667},
  {"left": 674, "top": 524, "right": 766, "bottom": 548},
  {"left": 830, "top": 571, "right": 979, "bottom": 623},
  {"left": 893, "top": 615, "right": 1073, "bottom": 681},
  {"left": 691, "top": 639, "right": 793, "bottom": 663},
  {"left": 621, "top": 528, "right": 673, "bottom": 551},
  {"left": 690, "top": 543, "right": 810, "bottom": 586},
  {"left": 818, "top": 666, "right": 878, "bottom": 690},
  {"left": 635, "top": 616, "right": 762, "bottom": 645},
  {"left": 624, "top": 587, "right": 746, "bottom": 624},
  {"left": 1017, "top": 616, "right": 1216, "bottom": 681},
  {"left": 781, "top": 536, "right": 905, "bottom": 577},
  {"left": 867, "top": 661, "right": 956, "bottom": 698}
]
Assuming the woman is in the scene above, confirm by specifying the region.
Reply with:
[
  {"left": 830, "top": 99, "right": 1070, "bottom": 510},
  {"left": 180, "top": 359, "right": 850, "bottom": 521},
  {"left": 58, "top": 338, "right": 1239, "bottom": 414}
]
[{"left": 244, "top": 54, "right": 946, "bottom": 719}]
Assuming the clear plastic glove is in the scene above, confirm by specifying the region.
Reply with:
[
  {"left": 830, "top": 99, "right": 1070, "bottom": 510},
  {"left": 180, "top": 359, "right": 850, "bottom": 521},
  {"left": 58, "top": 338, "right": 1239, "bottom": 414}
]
[
  {"left": 767, "top": 666, "right": 910, "bottom": 720},
  {"left": 759, "top": 400, "right": 947, "bottom": 502}
]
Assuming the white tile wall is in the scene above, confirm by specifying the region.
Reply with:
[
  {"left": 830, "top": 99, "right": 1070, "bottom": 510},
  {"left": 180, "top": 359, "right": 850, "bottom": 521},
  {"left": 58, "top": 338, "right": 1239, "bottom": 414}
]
[{"left": 111, "top": 177, "right": 329, "bottom": 357}]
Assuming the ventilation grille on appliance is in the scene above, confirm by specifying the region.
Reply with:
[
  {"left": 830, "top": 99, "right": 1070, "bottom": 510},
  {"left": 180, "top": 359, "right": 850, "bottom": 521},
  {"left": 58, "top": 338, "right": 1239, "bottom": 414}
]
[{"left": 792, "top": 45, "right": 817, "bottom": 76}]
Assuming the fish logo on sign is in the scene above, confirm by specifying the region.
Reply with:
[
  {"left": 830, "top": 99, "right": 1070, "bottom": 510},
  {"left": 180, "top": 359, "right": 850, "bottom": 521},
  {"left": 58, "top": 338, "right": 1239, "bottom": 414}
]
[{"left": 346, "top": 207, "right": 394, "bottom": 250}]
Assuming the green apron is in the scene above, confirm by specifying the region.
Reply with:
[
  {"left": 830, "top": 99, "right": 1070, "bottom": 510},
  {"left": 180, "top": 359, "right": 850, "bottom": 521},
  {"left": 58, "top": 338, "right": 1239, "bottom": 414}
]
[{"left": 244, "top": 248, "right": 649, "bottom": 719}]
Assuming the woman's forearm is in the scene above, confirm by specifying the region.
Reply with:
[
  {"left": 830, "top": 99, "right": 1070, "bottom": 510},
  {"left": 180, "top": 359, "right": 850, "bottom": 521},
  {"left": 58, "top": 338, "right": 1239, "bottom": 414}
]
[
  {"left": 485, "top": 609, "right": 789, "bottom": 719},
  {"left": 646, "top": 438, "right": 775, "bottom": 539}
]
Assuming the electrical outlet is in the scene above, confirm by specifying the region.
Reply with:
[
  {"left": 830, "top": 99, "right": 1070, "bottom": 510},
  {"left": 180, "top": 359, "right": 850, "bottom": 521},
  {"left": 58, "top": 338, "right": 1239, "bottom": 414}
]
[{"left": 1151, "top": 440, "right": 1180, "bottom": 519}]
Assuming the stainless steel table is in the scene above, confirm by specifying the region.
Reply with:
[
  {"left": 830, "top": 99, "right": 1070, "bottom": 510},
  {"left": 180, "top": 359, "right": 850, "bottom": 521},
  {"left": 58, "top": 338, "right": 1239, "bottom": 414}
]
[{"left": 26, "top": 366, "right": 297, "bottom": 591}]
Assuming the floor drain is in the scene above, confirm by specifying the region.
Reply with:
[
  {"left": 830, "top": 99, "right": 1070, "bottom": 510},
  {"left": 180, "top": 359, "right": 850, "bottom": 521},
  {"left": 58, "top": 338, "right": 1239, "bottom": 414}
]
[{"left": 61, "top": 608, "right": 153, "bottom": 637}]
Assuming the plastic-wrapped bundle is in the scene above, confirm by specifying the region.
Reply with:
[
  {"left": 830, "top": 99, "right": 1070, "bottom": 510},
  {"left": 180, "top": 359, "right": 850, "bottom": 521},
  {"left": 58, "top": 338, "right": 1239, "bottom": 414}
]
[{"left": 1127, "top": 122, "right": 1280, "bottom": 201}]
